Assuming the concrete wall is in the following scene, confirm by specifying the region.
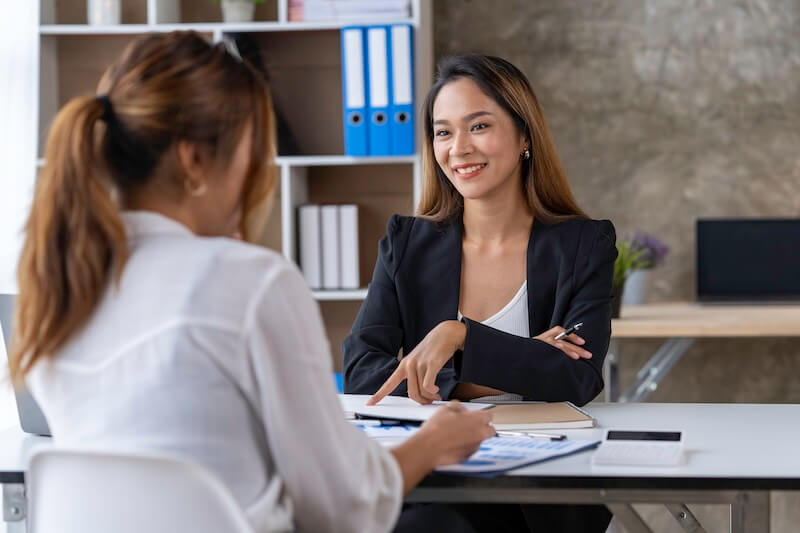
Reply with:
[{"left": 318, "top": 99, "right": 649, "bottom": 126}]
[{"left": 432, "top": 1, "right": 800, "bottom": 531}]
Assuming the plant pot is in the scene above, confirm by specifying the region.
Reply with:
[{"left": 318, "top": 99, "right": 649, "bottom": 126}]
[
  {"left": 222, "top": 0, "right": 256, "bottom": 23},
  {"left": 87, "top": 0, "right": 121, "bottom": 25},
  {"left": 611, "top": 284, "right": 623, "bottom": 319},
  {"left": 622, "top": 269, "right": 650, "bottom": 305}
]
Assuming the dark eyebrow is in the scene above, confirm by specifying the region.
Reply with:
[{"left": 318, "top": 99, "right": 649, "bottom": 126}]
[{"left": 433, "top": 110, "right": 493, "bottom": 126}]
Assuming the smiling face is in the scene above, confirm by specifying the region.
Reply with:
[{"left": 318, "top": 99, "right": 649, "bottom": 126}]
[{"left": 431, "top": 77, "right": 528, "bottom": 203}]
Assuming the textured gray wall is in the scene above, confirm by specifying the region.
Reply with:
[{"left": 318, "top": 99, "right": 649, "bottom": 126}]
[{"left": 433, "top": 1, "right": 800, "bottom": 531}]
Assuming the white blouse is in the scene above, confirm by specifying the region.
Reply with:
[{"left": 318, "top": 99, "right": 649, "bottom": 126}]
[
  {"left": 28, "top": 211, "right": 402, "bottom": 533},
  {"left": 458, "top": 282, "right": 528, "bottom": 402}
]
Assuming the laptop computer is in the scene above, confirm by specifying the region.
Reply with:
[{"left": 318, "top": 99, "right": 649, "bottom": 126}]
[
  {"left": 697, "top": 219, "right": 800, "bottom": 303},
  {"left": 0, "top": 293, "right": 51, "bottom": 436}
]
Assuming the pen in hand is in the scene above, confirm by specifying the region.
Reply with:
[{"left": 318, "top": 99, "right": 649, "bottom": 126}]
[{"left": 554, "top": 322, "right": 583, "bottom": 341}]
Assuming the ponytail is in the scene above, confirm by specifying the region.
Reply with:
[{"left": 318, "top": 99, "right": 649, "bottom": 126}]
[
  {"left": 9, "top": 31, "right": 277, "bottom": 384},
  {"left": 9, "top": 95, "right": 128, "bottom": 384}
]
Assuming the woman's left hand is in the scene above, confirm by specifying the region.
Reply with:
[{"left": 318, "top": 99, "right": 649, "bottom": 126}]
[
  {"left": 534, "top": 326, "right": 592, "bottom": 360},
  {"left": 367, "top": 320, "right": 466, "bottom": 405}
]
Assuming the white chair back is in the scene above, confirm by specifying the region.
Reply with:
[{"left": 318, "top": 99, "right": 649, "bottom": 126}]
[{"left": 28, "top": 449, "right": 254, "bottom": 533}]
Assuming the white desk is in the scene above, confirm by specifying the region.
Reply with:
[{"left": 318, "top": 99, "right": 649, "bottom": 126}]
[
  {"left": 3, "top": 404, "right": 799, "bottom": 533},
  {"left": 607, "top": 303, "right": 800, "bottom": 402},
  {"left": 408, "top": 403, "right": 800, "bottom": 533}
]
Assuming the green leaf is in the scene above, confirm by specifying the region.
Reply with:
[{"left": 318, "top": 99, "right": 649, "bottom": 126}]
[{"left": 613, "top": 239, "right": 649, "bottom": 288}]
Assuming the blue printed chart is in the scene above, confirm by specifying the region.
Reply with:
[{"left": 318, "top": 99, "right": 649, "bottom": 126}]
[
  {"left": 352, "top": 421, "right": 599, "bottom": 476},
  {"left": 436, "top": 436, "right": 600, "bottom": 476},
  {"left": 353, "top": 421, "right": 420, "bottom": 439}
]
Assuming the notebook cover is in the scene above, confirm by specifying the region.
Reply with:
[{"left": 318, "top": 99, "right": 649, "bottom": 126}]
[{"left": 490, "top": 402, "right": 595, "bottom": 430}]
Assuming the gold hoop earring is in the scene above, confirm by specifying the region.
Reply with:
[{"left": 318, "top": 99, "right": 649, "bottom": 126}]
[
  {"left": 185, "top": 180, "right": 207, "bottom": 197},
  {"left": 521, "top": 149, "right": 531, "bottom": 160}
]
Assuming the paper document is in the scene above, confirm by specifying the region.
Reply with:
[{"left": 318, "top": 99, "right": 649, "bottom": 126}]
[
  {"left": 339, "top": 394, "right": 492, "bottom": 423},
  {"left": 350, "top": 421, "right": 420, "bottom": 439},
  {"left": 436, "top": 436, "right": 600, "bottom": 476}
]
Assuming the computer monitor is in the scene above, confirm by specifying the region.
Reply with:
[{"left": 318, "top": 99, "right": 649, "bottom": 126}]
[
  {"left": 0, "top": 294, "right": 51, "bottom": 436},
  {"left": 696, "top": 219, "right": 800, "bottom": 303}
]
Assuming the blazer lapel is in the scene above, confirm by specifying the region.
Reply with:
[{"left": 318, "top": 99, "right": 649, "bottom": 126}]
[
  {"left": 417, "top": 218, "right": 462, "bottom": 331},
  {"left": 527, "top": 217, "right": 557, "bottom": 335},
  {"left": 442, "top": 219, "right": 463, "bottom": 322}
]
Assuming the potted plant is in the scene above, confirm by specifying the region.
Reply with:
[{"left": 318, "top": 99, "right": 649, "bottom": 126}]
[
  {"left": 621, "top": 231, "right": 669, "bottom": 306},
  {"left": 612, "top": 238, "right": 649, "bottom": 318},
  {"left": 218, "top": 0, "right": 265, "bottom": 23}
]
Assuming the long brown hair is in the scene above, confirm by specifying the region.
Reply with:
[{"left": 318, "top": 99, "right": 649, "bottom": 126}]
[
  {"left": 418, "top": 54, "right": 587, "bottom": 222},
  {"left": 9, "top": 31, "right": 276, "bottom": 384}
]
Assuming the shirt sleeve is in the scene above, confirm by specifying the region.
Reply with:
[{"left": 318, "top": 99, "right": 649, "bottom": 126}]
[
  {"left": 245, "top": 261, "right": 403, "bottom": 533},
  {"left": 342, "top": 215, "right": 459, "bottom": 399},
  {"left": 454, "top": 220, "right": 617, "bottom": 406}
]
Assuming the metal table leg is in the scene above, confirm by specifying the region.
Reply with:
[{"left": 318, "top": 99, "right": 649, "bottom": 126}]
[
  {"left": 731, "top": 491, "right": 769, "bottom": 533},
  {"left": 607, "top": 503, "right": 653, "bottom": 533},
  {"left": 605, "top": 338, "right": 621, "bottom": 402},
  {"left": 666, "top": 503, "right": 707, "bottom": 532},
  {"left": 3, "top": 483, "right": 26, "bottom": 533},
  {"left": 619, "top": 338, "right": 694, "bottom": 402}
]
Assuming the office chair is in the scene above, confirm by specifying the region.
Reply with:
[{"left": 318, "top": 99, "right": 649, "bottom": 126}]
[{"left": 28, "top": 449, "right": 254, "bottom": 533}]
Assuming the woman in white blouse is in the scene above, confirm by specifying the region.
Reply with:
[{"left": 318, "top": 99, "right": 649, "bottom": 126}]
[{"left": 8, "top": 31, "right": 493, "bottom": 533}]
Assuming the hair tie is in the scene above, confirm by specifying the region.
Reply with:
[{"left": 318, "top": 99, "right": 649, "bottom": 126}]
[{"left": 97, "top": 94, "right": 114, "bottom": 122}]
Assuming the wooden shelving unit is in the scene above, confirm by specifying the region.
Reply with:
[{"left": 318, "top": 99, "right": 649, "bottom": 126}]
[{"left": 34, "top": 0, "right": 433, "bottom": 366}]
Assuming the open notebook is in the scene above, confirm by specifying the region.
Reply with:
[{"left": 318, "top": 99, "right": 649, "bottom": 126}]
[{"left": 340, "top": 394, "right": 492, "bottom": 423}]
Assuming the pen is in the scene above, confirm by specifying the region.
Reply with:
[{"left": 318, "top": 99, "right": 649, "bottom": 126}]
[
  {"left": 354, "top": 414, "right": 420, "bottom": 426},
  {"left": 554, "top": 322, "right": 583, "bottom": 341},
  {"left": 495, "top": 430, "right": 567, "bottom": 441}
]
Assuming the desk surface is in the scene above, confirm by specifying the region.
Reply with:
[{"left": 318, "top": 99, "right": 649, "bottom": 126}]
[
  {"left": 419, "top": 402, "right": 800, "bottom": 492},
  {"left": 611, "top": 302, "right": 800, "bottom": 338},
  {"left": 3, "top": 403, "right": 799, "bottom": 489}
]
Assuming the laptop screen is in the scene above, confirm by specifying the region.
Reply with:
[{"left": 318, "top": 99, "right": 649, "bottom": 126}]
[
  {"left": 0, "top": 293, "right": 52, "bottom": 436},
  {"left": 696, "top": 219, "right": 800, "bottom": 302},
  {"left": 0, "top": 294, "right": 14, "bottom": 354}
]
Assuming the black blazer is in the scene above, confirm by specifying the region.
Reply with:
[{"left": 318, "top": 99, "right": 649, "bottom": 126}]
[{"left": 342, "top": 214, "right": 617, "bottom": 406}]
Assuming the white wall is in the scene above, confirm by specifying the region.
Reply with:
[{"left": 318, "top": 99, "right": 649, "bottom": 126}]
[{"left": 0, "top": 2, "right": 38, "bottom": 432}]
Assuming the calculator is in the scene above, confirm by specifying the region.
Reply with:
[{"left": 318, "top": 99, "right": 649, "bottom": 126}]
[{"left": 591, "top": 430, "right": 684, "bottom": 467}]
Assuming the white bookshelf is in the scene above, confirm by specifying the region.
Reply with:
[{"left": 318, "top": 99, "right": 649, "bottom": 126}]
[
  {"left": 34, "top": 0, "right": 433, "bottom": 363},
  {"left": 40, "top": 19, "right": 418, "bottom": 35}
]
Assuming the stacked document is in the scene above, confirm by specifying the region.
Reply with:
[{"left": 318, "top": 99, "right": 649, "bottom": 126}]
[
  {"left": 338, "top": 394, "right": 594, "bottom": 429},
  {"left": 290, "top": 0, "right": 410, "bottom": 22},
  {"left": 345, "top": 413, "right": 599, "bottom": 476}
]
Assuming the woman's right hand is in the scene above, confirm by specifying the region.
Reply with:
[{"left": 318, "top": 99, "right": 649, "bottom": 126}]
[
  {"left": 389, "top": 401, "right": 494, "bottom": 494},
  {"left": 417, "top": 401, "right": 495, "bottom": 466}
]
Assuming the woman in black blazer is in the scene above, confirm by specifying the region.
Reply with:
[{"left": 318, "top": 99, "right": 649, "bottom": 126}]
[{"left": 344, "top": 55, "right": 616, "bottom": 532}]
